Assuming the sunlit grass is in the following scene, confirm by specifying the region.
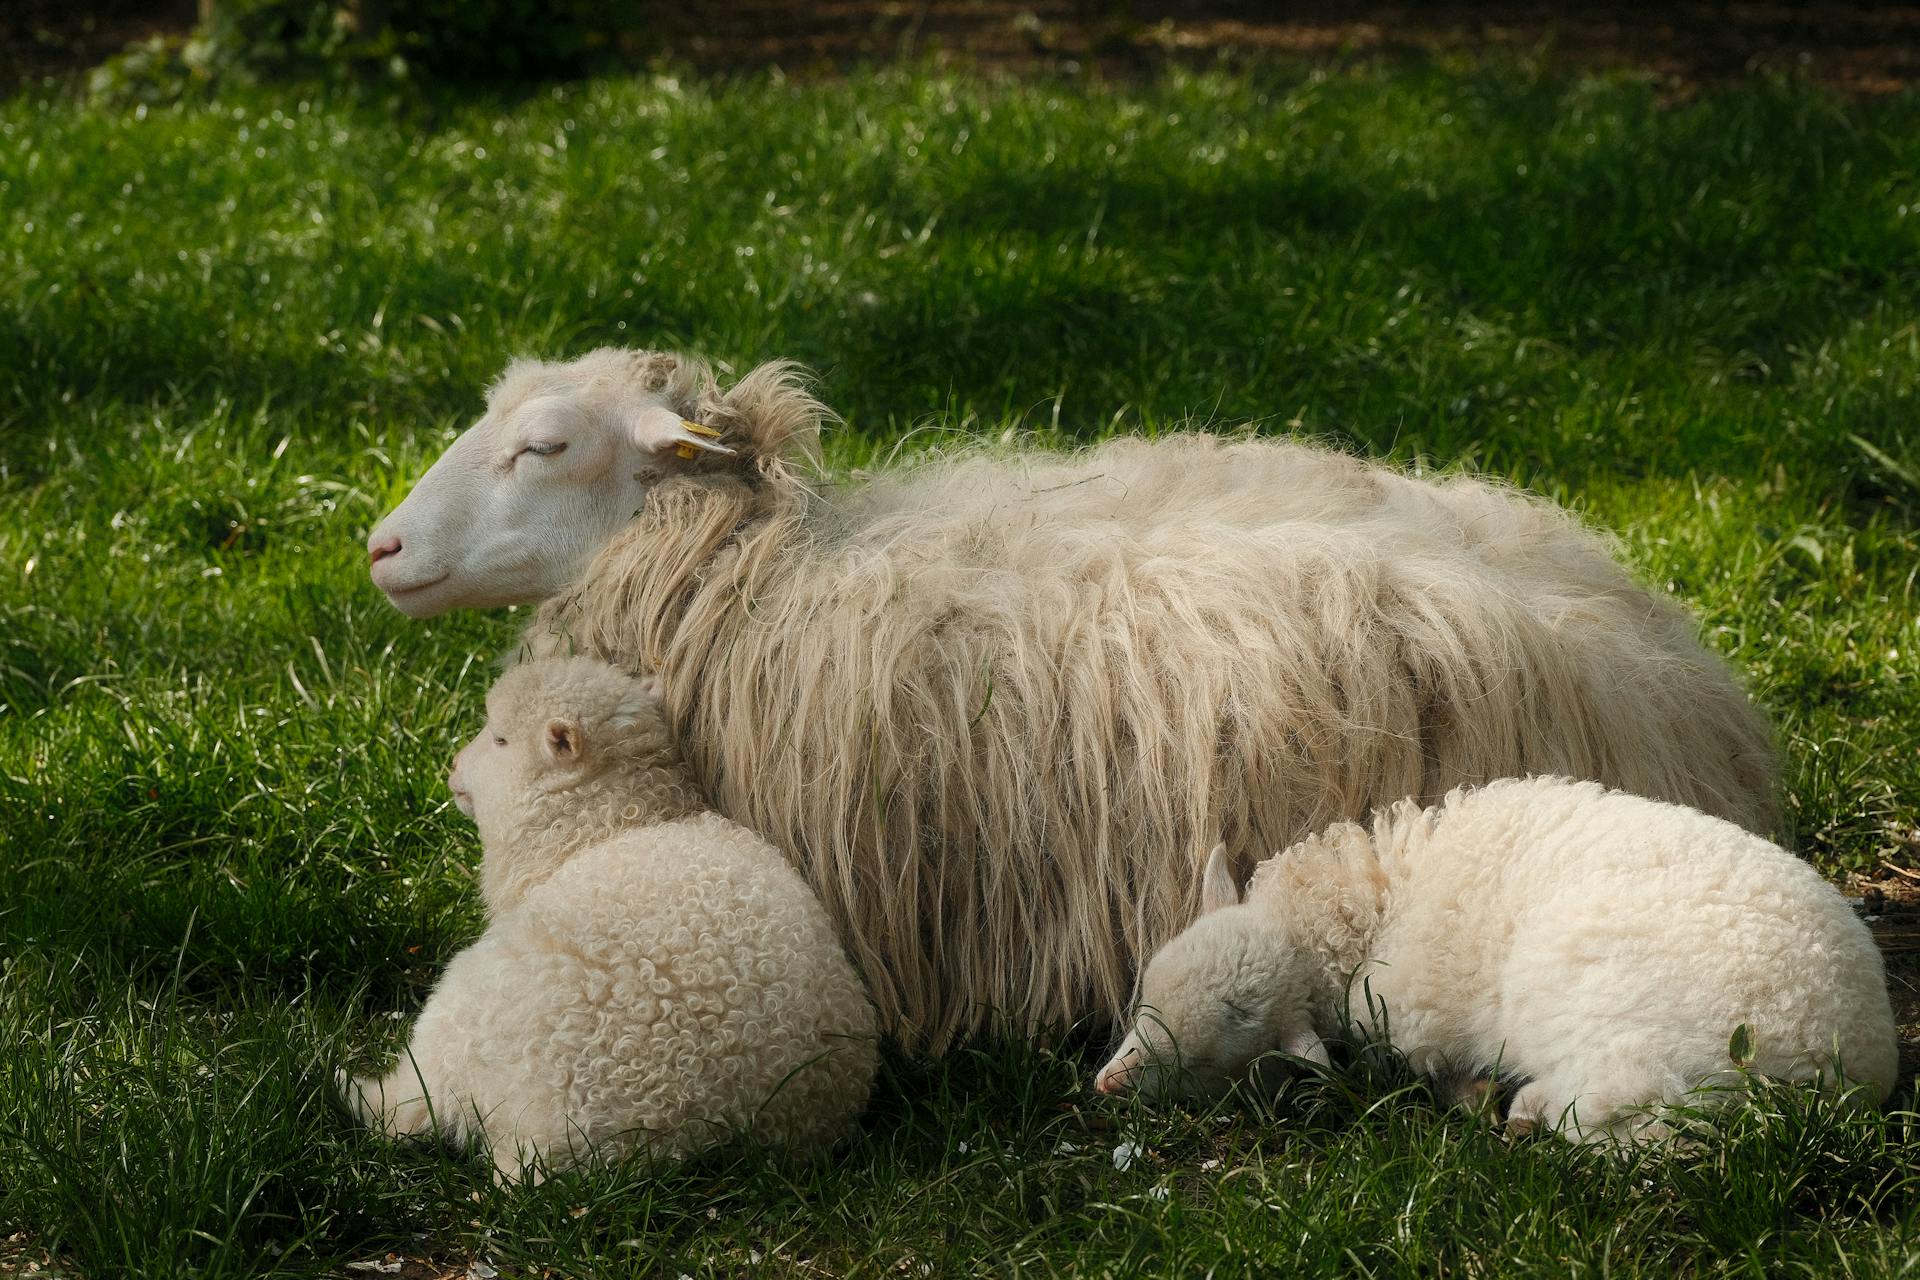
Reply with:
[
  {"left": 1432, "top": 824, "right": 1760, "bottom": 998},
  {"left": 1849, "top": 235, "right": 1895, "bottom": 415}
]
[{"left": 1, "top": 57, "right": 1917, "bottom": 1277}]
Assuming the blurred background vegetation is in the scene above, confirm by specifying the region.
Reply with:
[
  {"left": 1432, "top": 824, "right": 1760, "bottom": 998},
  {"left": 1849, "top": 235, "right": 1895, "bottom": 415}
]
[{"left": 10, "top": 1, "right": 1920, "bottom": 100}]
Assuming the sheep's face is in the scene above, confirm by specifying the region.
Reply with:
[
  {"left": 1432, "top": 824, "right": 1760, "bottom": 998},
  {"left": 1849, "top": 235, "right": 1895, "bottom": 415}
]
[
  {"left": 1095, "top": 847, "right": 1328, "bottom": 1103},
  {"left": 449, "top": 656, "right": 670, "bottom": 854},
  {"left": 368, "top": 350, "right": 733, "bottom": 618}
]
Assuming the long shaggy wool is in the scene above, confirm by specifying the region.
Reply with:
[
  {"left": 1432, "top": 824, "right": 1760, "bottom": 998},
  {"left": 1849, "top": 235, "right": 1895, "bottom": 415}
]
[{"left": 529, "top": 359, "right": 1779, "bottom": 1053}]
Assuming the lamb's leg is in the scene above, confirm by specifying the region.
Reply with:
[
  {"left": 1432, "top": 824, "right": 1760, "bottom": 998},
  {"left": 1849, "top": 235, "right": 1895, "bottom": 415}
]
[
  {"left": 337, "top": 1065, "right": 436, "bottom": 1138},
  {"left": 486, "top": 1119, "right": 567, "bottom": 1187},
  {"left": 489, "top": 1140, "right": 542, "bottom": 1187},
  {"left": 1508, "top": 1071, "right": 1675, "bottom": 1145},
  {"left": 1438, "top": 1072, "right": 1499, "bottom": 1117},
  {"left": 1505, "top": 1080, "right": 1566, "bottom": 1136}
]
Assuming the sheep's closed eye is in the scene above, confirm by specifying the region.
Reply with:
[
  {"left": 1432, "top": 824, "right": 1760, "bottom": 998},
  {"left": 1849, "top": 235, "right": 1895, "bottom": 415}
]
[{"left": 516, "top": 441, "right": 567, "bottom": 460}]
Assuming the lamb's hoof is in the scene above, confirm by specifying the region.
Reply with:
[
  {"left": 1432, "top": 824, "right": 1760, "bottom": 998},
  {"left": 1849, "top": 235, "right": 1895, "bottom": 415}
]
[
  {"left": 1505, "top": 1082, "right": 1557, "bottom": 1137},
  {"left": 1440, "top": 1073, "right": 1499, "bottom": 1118},
  {"left": 336, "top": 1069, "right": 374, "bottom": 1125},
  {"left": 340, "top": 1073, "right": 433, "bottom": 1138},
  {"left": 490, "top": 1147, "right": 547, "bottom": 1188}
]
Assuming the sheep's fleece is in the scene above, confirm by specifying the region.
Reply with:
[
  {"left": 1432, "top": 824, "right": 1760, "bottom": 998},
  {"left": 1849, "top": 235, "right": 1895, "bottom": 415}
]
[
  {"left": 1100, "top": 777, "right": 1897, "bottom": 1141},
  {"left": 341, "top": 658, "right": 876, "bottom": 1180},
  {"left": 518, "top": 351, "right": 1779, "bottom": 1051}
]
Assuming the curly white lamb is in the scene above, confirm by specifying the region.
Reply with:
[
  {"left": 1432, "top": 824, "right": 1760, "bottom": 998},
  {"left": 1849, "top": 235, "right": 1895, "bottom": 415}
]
[
  {"left": 340, "top": 656, "right": 877, "bottom": 1181},
  {"left": 367, "top": 348, "right": 1780, "bottom": 1052},
  {"left": 1095, "top": 777, "right": 1897, "bottom": 1142}
]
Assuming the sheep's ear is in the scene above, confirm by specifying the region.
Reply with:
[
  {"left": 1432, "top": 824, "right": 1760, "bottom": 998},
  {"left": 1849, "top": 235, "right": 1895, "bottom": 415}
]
[
  {"left": 542, "top": 717, "right": 586, "bottom": 766},
  {"left": 629, "top": 404, "right": 737, "bottom": 460},
  {"left": 1199, "top": 843, "right": 1241, "bottom": 916},
  {"left": 1282, "top": 1027, "right": 1331, "bottom": 1070}
]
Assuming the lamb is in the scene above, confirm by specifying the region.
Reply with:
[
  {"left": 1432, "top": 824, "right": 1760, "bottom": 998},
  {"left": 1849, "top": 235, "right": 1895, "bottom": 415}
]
[
  {"left": 339, "top": 656, "right": 877, "bottom": 1181},
  {"left": 366, "top": 348, "right": 1780, "bottom": 1052},
  {"left": 1094, "top": 777, "right": 1898, "bottom": 1142}
]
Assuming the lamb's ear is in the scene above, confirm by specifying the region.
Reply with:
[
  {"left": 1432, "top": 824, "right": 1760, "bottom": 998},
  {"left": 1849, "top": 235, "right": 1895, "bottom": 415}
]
[
  {"left": 1198, "top": 843, "right": 1241, "bottom": 916},
  {"left": 629, "top": 404, "right": 737, "bottom": 461},
  {"left": 1282, "top": 1027, "right": 1332, "bottom": 1070},
  {"left": 542, "top": 717, "right": 586, "bottom": 766}
]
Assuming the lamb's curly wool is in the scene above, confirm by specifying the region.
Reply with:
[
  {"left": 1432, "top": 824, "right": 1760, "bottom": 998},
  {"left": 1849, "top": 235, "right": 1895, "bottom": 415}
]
[
  {"left": 342, "top": 659, "right": 876, "bottom": 1180},
  {"left": 1108, "top": 777, "right": 1895, "bottom": 1141},
  {"left": 529, "top": 355, "right": 1779, "bottom": 1053}
]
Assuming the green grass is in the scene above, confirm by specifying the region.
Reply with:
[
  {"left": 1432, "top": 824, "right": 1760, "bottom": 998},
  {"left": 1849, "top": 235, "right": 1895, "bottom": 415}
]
[{"left": 2, "top": 55, "right": 1918, "bottom": 1277}]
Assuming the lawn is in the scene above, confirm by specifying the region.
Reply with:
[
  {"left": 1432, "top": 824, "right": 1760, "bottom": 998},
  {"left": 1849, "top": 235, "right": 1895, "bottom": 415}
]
[{"left": 3, "top": 54, "right": 1919, "bottom": 1278}]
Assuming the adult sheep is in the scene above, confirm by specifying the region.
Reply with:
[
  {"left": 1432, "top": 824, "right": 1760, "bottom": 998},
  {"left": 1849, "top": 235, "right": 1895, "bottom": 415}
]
[{"left": 368, "top": 348, "right": 1779, "bottom": 1053}]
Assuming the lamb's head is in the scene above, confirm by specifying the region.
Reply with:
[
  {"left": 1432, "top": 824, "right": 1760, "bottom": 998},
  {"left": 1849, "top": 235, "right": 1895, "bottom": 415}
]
[
  {"left": 369, "top": 349, "right": 824, "bottom": 618},
  {"left": 449, "top": 657, "right": 686, "bottom": 902},
  {"left": 1095, "top": 846, "right": 1329, "bottom": 1103}
]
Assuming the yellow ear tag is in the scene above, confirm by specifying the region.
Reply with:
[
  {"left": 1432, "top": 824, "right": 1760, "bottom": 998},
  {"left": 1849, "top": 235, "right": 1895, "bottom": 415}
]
[{"left": 675, "top": 419, "right": 724, "bottom": 460}]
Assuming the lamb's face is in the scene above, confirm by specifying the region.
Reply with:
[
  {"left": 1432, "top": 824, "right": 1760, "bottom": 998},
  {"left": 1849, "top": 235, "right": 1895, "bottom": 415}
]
[
  {"left": 1095, "top": 844, "right": 1328, "bottom": 1103},
  {"left": 447, "top": 699, "right": 544, "bottom": 840},
  {"left": 1096, "top": 907, "right": 1317, "bottom": 1103},
  {"left": 368, "top": 350, "right": 734, "bottom": 618},
  {"left": 448, "top": 657, "right": 668, "bottom": 849}
]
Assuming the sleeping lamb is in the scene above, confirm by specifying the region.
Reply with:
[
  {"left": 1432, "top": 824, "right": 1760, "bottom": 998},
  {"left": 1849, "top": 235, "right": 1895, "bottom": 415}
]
[
  {"left": 1094, "top": 777, "right": 1897, "bottom": 1142},
  {"left": 340, "top": 656, "right": 877, "bottom": 1180}
]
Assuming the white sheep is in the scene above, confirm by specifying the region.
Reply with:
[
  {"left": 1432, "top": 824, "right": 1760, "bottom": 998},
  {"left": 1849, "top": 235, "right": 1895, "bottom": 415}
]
[
  {"left": 340, "top": 656, "right": 877, "bottom": 1181},
  {"left": 367, "top": 349, "right": 1780, "bottom": 1053},
  {"left": 1094, "top": 777, "right": 1897, "bottom": 1142}
]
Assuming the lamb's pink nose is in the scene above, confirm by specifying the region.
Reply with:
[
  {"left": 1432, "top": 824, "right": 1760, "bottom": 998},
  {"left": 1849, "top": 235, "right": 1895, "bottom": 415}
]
[
  {"left": 1095, "top": 1069, "right": 1130, "bottom": 1096},
  {"left": 369, "top": 533, "right": 402, "bottom": 564}
]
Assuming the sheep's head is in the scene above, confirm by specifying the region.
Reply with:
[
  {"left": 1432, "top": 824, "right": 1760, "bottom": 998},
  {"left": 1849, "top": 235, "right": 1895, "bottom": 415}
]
[
  {"left": 449, "top": 656, "right": 676, "bottom": 862},
  {"left": 369, "top": 349, "right": 824, "bottom": 617},
  {"left": 1094, "top": 846, "right": 1328, "bottom": 1103}
]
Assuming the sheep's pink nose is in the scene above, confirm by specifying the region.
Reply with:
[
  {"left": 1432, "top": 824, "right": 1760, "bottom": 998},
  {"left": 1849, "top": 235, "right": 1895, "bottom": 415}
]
[
  {"left": 369, "top": 533, "right": 402, "bottom": 564},
  {"left": 1095, "top": 1070, "right": 1128, "bottom": 1096}
]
